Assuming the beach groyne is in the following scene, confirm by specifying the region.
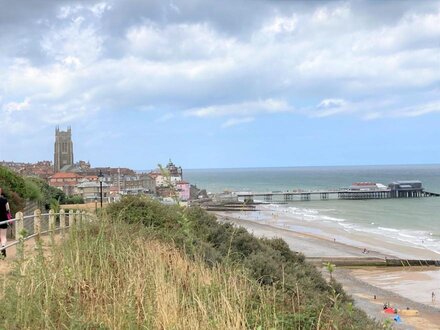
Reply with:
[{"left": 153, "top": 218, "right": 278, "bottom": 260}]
[{"left": 307, "top": 257, "right": 440, "bottom": 268}]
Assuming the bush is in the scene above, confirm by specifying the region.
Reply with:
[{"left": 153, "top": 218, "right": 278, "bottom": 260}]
[
  {"left": 0, "top": 166, "right": 28, "bottom": 213},
  {"left": 23, "top": 179, "right": 42, "bottom": 201},
  {"left": 28, "top": 177, "right": 66, "bottom": 209},
  {"left": 64, "top": 196, "right": 85, "bottom": 205},
  {"left": 107, "top": 196, "right": 380, "bottom": 329},
  {"left": 0, "top": 167, "right": 66, "bottom": 212},
  {"left": 0, "top": 221, "right": 285, "bottom": 329}
]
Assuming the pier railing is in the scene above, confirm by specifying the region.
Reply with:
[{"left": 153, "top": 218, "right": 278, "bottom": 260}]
[
  {"left": 236, "top": 188, "right": 439, "bottom": 202},
  {"left": 0, "top": 209, "right": 96, "bottom": 254}
]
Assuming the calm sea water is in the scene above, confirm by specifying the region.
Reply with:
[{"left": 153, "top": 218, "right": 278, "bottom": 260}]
[{"left": 185, "top": 165, "right": 440, "bottom": 253}]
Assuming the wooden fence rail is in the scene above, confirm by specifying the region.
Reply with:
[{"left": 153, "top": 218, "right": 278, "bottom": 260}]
[{"left": 0, "top": 209, "right": 96, "bottom": 255}]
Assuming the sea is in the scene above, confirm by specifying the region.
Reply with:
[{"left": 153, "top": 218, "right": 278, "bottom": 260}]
[{"left": 184, "top": 165, "right": 440, "bottom": 255}]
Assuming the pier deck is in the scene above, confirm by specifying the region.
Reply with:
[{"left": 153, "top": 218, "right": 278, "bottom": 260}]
[{"left": 236, "top": 189, "right": 439, "bottom": 202}]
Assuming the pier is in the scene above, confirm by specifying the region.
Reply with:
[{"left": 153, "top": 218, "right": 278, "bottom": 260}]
[{"left": 235, "top": 180, "right": 440, "bottom": 203}]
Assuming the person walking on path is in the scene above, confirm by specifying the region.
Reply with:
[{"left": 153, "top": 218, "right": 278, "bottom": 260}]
[{"left": 0, "top": 187, "right": 11, "bottom": 258}]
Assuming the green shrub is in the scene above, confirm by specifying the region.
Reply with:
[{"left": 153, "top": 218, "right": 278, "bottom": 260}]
[
  {"left": 107, "top": 196, "right": 380, "bottom": 329},
  {"left": 0, "top": 166, "right": 28, "bottom": 213},
  {"left": 0, "top": 167, "right": 66, "bottom": 212},
  {"left": 23, "top": 179, "right": 42, "bottom": 201},
  {"left": 28, "top": 177, "right": 66, "bottom": 209},
  {"left": 64, "top": 196, "right": 85, "bottom": 205},
  {"left": 0, "top": 221, "right": 287, "bottom": 329}
]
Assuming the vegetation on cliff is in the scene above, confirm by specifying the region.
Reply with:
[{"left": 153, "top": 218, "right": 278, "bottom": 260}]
[
  {"left": 0, "top": 193, "right": 380, "bottom": 329},
  {"left": 2, "top": 220, "right": 298, "bottom": 329},
  {"left": 107, "top": 196, "right": 379, "bottom": 329},
  {"left": 0, "top": 165, "right": 65, "bottom": 213}
]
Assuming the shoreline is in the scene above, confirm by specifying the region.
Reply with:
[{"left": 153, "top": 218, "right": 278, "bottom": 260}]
[
  {"left": 213, "top": 210, "right": 440, "bottom": 329},
  {"left": 215, "top": 212, "right": 393, "bottom": 258},
  {"left": 215, "top": 208, "right": 440, "bottom": 260}
]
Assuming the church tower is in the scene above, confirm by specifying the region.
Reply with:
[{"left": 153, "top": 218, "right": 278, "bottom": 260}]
[{"left": 54, "top": 126, "right": 74, "bottom": 172}]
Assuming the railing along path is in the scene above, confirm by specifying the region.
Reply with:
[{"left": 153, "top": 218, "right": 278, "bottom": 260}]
[{"left": 0, "top": 209, "right": 95, "bottom": 254}]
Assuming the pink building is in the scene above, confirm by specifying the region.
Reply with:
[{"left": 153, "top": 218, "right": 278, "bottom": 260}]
[{"left": 176, "top": 181, "right": 190, "bottom": 201}]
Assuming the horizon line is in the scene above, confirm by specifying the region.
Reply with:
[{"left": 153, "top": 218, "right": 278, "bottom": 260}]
[{"left": 135, "top": 163, "right": 440, "bottom": 172}]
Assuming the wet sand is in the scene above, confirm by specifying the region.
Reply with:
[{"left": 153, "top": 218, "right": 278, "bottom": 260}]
[
  {"left": 335, "top": 268, "right": 440, "bottom": 330},
  {"left": 351, "top": 268, "right": 440, "bottom": 309},
  {"left": 213, "top": 210, "right": 440, "bottom": 329},
  {"left": 215, "top": 209, "right": 440, "bottom": 259}
]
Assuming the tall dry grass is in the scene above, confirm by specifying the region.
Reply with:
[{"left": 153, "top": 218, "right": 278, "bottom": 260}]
[{"left": 0, "top": 219, "right": 280, "bottom": 329}]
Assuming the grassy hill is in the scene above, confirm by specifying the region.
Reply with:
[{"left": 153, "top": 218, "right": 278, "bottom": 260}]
[{"left": 0, "top": 196, "right": 380, "bottom": 329}]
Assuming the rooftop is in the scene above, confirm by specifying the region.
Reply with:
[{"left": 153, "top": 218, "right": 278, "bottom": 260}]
[{"left": 50, "top": 172, "right": 81, "bottom": 179}]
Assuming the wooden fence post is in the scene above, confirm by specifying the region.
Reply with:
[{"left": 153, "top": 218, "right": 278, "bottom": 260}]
[
  {"left": 60, "top": 209, "right": 66, "bottom": 237},
  {"left": 49, "top": 209, "right": 55, "bottom": 242},
  {"left": 15, "top": 211, "right": 24, "bottom": 239},
  {"left": 69, "top": 210, "right": 74, "bottom": 227},
  {"left": 75, "top": 210, "right": 81, "bottom": 226},
  {"left": 34, "top": 209, "right": 41, "bottom": 241}
]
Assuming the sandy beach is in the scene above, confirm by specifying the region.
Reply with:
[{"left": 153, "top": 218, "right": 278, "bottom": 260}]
[
  {"left": 213, "top": 209, "right": 440, "bottom": 329},
  {"left": 217, "top": 207, "right": 440, "bottom": 260}
]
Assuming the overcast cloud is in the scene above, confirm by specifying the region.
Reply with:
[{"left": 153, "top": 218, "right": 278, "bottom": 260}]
[{"left": 1, "top": 0, "right": 439, "bottom": 167}]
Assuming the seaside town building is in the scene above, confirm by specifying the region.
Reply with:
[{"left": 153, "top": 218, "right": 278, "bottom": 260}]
[
  {"left": 54, "top": 127, "right": 74, "bottom": 172},
  {"left": 176, "top": 181, "right": 190, "bottom": 201},
  {"left": 75, "top": 179, "right": 110, "bottom": 203},
  {"left": 121, "top": 174, "right": 156, "bottom": 195},
  {"left": 0, "top": 160, "right": 54, "bottom": 180},
  {"left": 48, "top": 172, "right": 82, "bottom": 196},
  {"left": 152, "top": 160, "right": 183, "bottom": 188},
  {"left": 3, "top": 126, "right": 195, "bottom": 203}
]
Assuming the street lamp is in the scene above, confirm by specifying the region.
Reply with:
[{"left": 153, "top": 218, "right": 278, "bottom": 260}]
[{"left": 98, "top": 170, "right": 104, "bottom": 208}]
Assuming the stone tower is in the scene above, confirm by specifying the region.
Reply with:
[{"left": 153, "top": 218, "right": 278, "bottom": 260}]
[{"left": 54, "top": 126, "right": 74, "bottom": 172}]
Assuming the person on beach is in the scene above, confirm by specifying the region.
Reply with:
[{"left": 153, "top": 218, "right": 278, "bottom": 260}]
[
  {"left": 432, "top": 292, "right": 436, "bottom": 303},
  {"left": 0, "top": 188, "right": 11, "bottom": 258}
]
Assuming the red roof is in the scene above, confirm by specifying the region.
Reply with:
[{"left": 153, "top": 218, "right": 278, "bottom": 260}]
[
  {"left": 49, "top": 182, "right": 77, "bottom": 187},
  {"left": 50, "top": 172, "right": 82, "bottom": 179},
  {"left": 177, "top": 180, "right": 189, "bottom": 185}
]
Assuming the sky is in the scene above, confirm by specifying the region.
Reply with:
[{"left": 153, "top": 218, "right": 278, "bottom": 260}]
[{"left": 0, "top": 0, "right": 439, "bottom": 169}]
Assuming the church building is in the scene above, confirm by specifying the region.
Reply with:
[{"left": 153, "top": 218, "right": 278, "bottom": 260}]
[{"left": 54, "top": 127, "right": 74, "bottom": 172}]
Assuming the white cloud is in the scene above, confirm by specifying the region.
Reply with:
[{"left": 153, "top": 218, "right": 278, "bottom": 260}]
[
  {"left": 262, "top": 15, "right": 298, "bottom": 35},
  {"left": 90, "top": 2, "right": 112, "bottom": 18},
  {"left": 42, "top": 10, "right": 104, "bottom": 66},
  {"left": 311, "top": 98, "right": 350, "bottom": 117},
  {"left": 318, "top": 98, "right": 347, "bottom": 109},
  {"left": 185, "top": 99, "right": 292, "bottom": 118},
  {"left": 57, "top": 2, "right": 111, "bottom": 19},
  {"left": 3, "top": 98, "right": 30, "bottom": 113},
  {"left": 352, "top": 10, "right": 440, "bottom": 54},
  {"left": 395, "top": 102, "right": 440, "bottom": 117},
  {"left": 1, "top": 0, "right": 439, "bottom": 135},
  {"left": 312, "top": 4, "right": 350, "bottom": 24},
  {"left": 222, "top": 117, "right": 254, "bottom": 128},
  {"left": 126, "top": 22, "right": 237, "bottom": 60}
]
